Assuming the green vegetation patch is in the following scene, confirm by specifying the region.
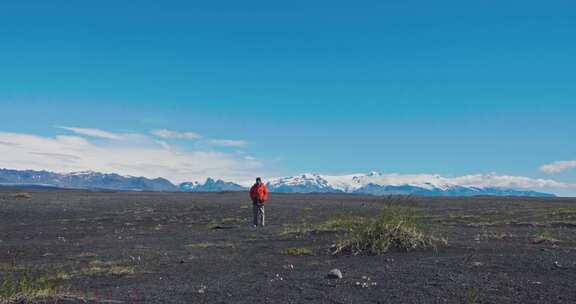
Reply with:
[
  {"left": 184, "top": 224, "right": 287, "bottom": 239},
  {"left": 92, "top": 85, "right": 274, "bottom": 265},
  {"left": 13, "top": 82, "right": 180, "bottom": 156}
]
[
  {"left": 186, "top": 242, "right": 235, "bottom": 249},
  {"left": 333, "top": 206, "right": 447, "bottom": 255},
  {"left": 81, "top": 260, "right": 135, "bottom": 277},
  {"left": 531, "top": 229, "right": 560, "bottom": 245},
  {"left": 11, "top": 192, "right": 32, "bottom": 199},
  {"left": 0, "top": 273, "right": 62, "bottom": 302},
  {"left": 315, "top": 215, "right": 367, "bottom": 233},
  {"left": 282, "top": 212, "right": 367, "bottom": 236},
  {"left": 281, "top": 247, "right": 314, "bottom": 256},
  {"left": 443, "top": 207, "right": 576, "bottom": 228}
]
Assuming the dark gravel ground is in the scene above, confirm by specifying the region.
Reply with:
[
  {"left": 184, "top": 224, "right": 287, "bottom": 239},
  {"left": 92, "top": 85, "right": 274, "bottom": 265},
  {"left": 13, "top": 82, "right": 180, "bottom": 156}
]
[{"left": 1, "top": 188, "right": 576, "bottom": 303}]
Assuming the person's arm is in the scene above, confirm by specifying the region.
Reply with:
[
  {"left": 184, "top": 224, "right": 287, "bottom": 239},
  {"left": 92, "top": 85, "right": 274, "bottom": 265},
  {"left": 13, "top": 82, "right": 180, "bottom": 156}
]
[
  {"left": 262, "top": 186, "right": 268, "bottom": 202},
  {"left": 249, "top": 185, "right": 256, "bottom": 202}
]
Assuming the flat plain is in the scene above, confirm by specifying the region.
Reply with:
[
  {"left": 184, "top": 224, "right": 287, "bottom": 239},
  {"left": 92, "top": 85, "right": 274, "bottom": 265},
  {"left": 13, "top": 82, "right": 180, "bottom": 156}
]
[{"left": 1, "top": 187, "right": 575, "bottom": 303}]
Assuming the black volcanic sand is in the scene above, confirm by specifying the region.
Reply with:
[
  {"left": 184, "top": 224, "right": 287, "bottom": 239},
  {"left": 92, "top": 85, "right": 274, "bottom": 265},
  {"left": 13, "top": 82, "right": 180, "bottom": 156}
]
[{"left": 1, "top": 188, "right": 576, "bottom": 303}]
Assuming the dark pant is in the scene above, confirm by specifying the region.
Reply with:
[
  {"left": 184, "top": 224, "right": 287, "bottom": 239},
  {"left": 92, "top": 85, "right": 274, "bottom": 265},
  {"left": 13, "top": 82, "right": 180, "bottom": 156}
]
[{"left": 252, "top": 202, "right": 265, "bottom": 227}]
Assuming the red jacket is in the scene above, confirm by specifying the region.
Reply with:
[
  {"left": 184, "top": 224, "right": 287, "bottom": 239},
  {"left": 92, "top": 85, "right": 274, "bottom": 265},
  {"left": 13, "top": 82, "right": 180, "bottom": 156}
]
[{"left": 250, "top": 183, "right": 268, "bottom": 203}]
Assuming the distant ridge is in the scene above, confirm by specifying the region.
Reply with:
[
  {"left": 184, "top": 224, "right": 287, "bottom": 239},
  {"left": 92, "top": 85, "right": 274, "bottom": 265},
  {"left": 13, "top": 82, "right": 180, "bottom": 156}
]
[
  {"left": 0, "top": 169, "right": 177, "bottom": 192},
  {"left": 0, "top": 168, "right": 555, "bottom": 197}
]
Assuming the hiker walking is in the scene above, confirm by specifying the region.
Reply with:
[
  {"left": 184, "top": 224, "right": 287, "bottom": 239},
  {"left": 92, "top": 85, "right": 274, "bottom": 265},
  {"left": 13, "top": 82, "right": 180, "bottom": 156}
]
[{"left": 250, "top": 177, "right": 268, "bottom": 227}]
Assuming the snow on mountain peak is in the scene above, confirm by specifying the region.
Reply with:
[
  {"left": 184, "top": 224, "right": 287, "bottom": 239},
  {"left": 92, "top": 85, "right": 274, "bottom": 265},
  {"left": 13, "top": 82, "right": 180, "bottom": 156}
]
[
  {"left": 262, "top": 172, "right": 556, "bottom": 196},
  {"left": 66, "top": 170, "right": 99, "bottom": 176},
  {"left": 0, "top": 168, "right": 558, "bottom": 197}
]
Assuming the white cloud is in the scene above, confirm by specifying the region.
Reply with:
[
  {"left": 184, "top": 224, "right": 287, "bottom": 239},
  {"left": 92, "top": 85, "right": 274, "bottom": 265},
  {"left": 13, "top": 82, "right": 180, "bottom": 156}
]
[
  {"left": 151, "top": 129, "right": 201, "bottom": 140},
  {"left": 59, "top": 126, "right": 122, "bottom": 140},
  {"left": 0, "top": 131, "right": 263, "bottom": 183},
  {"left": 540, "top": 160, "right": 576, "bottom": 174},
  {"left": 209, "top": 139, "right": 247, "bottom": 147},
  {"left": 450, "top": 173, "right": 574, "bottom": 189},
  {"left": 156, "top": 140, "right": 171, "bottom": 151}
]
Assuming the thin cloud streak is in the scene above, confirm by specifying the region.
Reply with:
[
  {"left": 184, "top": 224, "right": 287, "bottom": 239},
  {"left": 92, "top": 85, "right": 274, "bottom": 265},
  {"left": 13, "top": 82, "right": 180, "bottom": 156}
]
[
  {"left": 58, "top": 126, "right": 122, "bottom": 140},
  {"left": 151, "top": 129, "right": 201, "bottom": 140},
  {"left": 209, "top": 139, "right": 247, "bottom": 147},
  {"left": 540, "top": 160, "right": 576, "bottom": 174}
]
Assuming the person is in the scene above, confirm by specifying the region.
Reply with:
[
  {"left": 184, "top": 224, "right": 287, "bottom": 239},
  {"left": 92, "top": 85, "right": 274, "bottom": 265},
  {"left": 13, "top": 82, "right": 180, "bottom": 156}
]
[{"left": 249, "top": 177, "right": 268, "bottom": 227}]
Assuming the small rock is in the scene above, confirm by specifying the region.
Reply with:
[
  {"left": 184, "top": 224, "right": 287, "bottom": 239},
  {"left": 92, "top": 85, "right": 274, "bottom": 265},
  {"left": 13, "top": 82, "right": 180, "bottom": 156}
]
[
  {"left": 198, "top": 284, "right": 207, "bottom": 294},
  {"left": 327, "top": 268, "right": 343, "bottom": 279}
]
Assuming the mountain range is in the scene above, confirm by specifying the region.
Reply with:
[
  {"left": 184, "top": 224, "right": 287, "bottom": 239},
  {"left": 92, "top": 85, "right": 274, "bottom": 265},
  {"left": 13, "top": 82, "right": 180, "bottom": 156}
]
[
  {"left": 263, "top": 173, "right": 555, "bottom": 197},
  {"left": 0, "top": 169, "right": 555, "bottom": 197},
  {"left": 0, "top": 169, "right": 177, "bottom": 191}
]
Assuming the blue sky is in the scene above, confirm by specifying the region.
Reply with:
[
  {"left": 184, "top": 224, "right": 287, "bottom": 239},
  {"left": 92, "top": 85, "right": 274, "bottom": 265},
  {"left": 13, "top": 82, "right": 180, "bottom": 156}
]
[{"left": 1, "top": 1, "right": 575, "bottom": 195}]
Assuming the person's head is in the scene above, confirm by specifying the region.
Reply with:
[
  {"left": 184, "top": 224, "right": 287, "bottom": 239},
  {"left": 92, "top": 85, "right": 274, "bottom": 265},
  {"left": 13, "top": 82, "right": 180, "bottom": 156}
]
[{"left": 256, "top": 177, "right": 262, "bottom": 184}]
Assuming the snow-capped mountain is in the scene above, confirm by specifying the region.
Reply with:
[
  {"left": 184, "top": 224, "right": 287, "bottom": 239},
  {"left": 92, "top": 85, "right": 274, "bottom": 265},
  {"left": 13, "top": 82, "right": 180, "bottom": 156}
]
[
  {"left": 179, "top": 178, "right": 246, "bottom": 192},
  {"left": 265, "top": 172, "right": 555, "bottom": 197},
  {"left": 0, "top": 168, "right": 556, "bottom": 197},
  {"left": 264, "top": 173, "right": 336, "bottom": 193}
]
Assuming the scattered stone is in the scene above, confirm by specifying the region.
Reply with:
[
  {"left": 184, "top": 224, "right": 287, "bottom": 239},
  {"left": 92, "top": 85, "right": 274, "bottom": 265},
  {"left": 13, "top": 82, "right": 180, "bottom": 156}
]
[
  {"left": 327, "top": 268, "right": 343, "bottom": 279},
  {"left": 129, "top": 255, "right": 141, "bottom": 262},
  {"left": 356, "top": 281, "right": 369, "bottom": 288},
  {"left": 355, "top": 275, "right": 377, "bottom": 288},
  {"left": 198, "top": 284, "right": 207, "bottom": 294},
  {"left": 270, "top": 273, "right": 284, "bottom": 282},
  {"left": 283, "top": 264, "right": 294, "bottom": 270},
  {"left": 553, "top": 261, "right": 562, "bottom": 268}
]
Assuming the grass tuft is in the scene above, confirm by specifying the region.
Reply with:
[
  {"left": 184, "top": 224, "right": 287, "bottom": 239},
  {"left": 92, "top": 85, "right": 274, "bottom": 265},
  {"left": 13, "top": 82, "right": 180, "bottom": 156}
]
[
  {"left": 186, "top": 242, "right": 235, "bottom": 249},
  {"left": 186, "top": 242, "right": 212, "bottom": 249},
  {"left": 281, "top": 247, "right": 314, "bottom": 256},
  {"left": 333, "top": 206, "right": 446, "bottom": 255},
  {"left": 81, "top": 260, "right": 135, "bottom": 277},
  {"left": 282, "top": 212, "right": 367, "bottom": 236},
  {"left": 531, "top": 229, "right": 559, "bottom": 245},
  {"left": 12, "top": 192, "right": 32, "bottom": 199},
  {"left": 315, "top": 215, "right": 367, "bottom": 233},
  {"left": 0, "top": 273, "right": 61, "bottom": 302}
]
